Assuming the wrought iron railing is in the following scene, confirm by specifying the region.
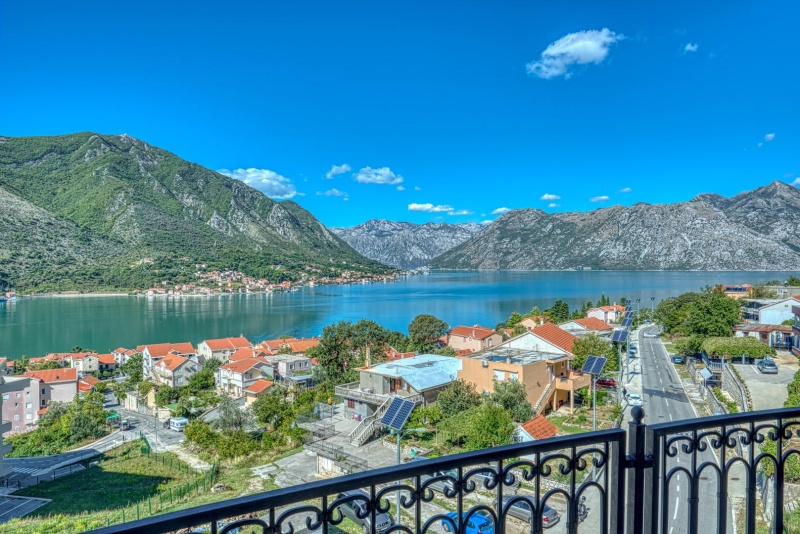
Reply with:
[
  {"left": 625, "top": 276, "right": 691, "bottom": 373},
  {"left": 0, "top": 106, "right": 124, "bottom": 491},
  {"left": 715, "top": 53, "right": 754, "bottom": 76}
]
[{"left": 91, "top": 406, "right": 800, "bottom": 534}]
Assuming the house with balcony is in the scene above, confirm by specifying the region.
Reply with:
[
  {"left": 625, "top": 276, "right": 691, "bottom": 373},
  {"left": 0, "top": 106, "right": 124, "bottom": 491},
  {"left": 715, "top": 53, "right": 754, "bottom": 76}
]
[
  {"left": 66, "top": 352, "right": 99, "bottom": 375},
  {"left": 733, "top": 323, "right": 793, "bottom": 349},
  {"left": 152, "top": 354, "right": 199, "bottom": 388},
  {"left": 216, "top": 358, "right": 274, "bottom": 397},
  {"left": 112, "top": 347, "right": 140, "bottom": 366},
  {"left": 140, "top": 342, "right": 197, "bottom": 381},
  {"left": 444, "top": 325, "right": 503, "bottom": 353},
  {"left": 336, "top": 354, "right": 461, "bottom": 446},
  {"left": 97, "top": 353, "right": 118, "bottom": 374},
  {"left": 458, "top": 326, "right": 587, "bottom": 417},
  {"left": 586, "top": 304, "right": 626, "bottom": 324},
  {"left": 197, "top": 336, "right": 252, "bottom": 363},
  {"left": 265, "top": 354, "right": 314, "bottom": 388},
  {"left": 740, "top": 298, "right": 794, "bottom": 325},
  {"left": 559, "top": 317, "right": 614, "bottom": 338},
  {"left": 0, "top": 361, "right": 30, "bottom": 471}
]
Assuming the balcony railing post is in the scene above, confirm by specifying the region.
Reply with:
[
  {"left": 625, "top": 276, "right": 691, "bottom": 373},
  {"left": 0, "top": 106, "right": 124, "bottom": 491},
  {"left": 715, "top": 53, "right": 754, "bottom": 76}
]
[{"left": 626, "top": 406, "right": 652, "bottom": 534}]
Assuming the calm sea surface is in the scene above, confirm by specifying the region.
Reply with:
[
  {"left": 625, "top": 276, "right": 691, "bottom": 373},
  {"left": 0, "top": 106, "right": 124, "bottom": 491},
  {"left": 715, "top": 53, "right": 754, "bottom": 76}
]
[{"left": 0, "top": 270, "right": 795, "bottom": 358}]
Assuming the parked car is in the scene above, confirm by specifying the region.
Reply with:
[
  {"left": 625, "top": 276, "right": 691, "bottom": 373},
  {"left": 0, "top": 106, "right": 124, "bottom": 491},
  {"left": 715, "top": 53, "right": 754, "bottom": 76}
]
[
  {"left": 596, "top": 378, "right": 618, "bottom": 389},
  {"left": 441, "top": 511, "right": 494, "bottom": 534},
  {"left": 336, "top": 490, "right": 395, "bottom": 534},
  {"left": 627, "top": 393, "right": 643, "bottom": 406},
  {"left": 671, "top": 355, "right": 684, "bottom": 364},
  {"left": 498, "top": 496, "right": 560, "bottom": 528},
  {"left": 757, "top": 359, "right": 779, "bottom": 374}
]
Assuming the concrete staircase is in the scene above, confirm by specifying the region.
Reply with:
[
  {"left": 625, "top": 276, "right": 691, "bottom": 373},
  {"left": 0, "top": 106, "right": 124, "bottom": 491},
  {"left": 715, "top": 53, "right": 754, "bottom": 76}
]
[
  {"left": 349, "top": 397, "right": 391, "bottom": 447},
  {"left": 532, "top": 379, "right": 555, "bottom": 416}
]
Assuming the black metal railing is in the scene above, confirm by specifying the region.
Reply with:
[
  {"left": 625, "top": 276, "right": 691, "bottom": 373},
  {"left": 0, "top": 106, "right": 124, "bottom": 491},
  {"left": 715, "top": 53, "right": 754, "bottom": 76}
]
[{"left": 90, "top": 406, "right": 800, "bottom": 534}]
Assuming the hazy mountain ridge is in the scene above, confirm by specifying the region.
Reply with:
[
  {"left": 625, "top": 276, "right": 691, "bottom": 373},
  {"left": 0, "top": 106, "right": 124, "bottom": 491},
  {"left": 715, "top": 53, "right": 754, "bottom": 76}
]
[
  {"left": 332, "top": 219, "right": 483, "bottom": 269},
  {"left": 430, "top": 182, "right": 800, "bottom": 270},
  {"left": 0, "top": 133, "right": 386, "bottom": 291}
]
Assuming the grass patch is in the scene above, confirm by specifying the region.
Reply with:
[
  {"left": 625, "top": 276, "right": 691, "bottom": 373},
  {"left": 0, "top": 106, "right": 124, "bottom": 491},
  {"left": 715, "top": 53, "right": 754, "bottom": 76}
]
[
  {"left": 548, "top": 415, "right": 585, "bottom": 435},
  {"left": 0, "top": 441, "right": 274, "bottom": 534}
]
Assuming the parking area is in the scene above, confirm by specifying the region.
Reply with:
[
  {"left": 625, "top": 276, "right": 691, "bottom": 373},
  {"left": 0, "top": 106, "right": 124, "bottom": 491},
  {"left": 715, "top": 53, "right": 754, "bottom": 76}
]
[
  {"left": 0, "top": 495, "right": 50, "bottom": 522},
  {"left": 735, "top": 352, "right": 798, "bottom": 411}
]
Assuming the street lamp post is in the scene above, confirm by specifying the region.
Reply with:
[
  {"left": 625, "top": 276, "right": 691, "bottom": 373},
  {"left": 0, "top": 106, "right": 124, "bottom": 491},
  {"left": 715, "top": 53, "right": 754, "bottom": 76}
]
[
  {"left": 651, "top": 296, "right": 655, "bottom": 315},
  {"left": 636, "top": 298, "right": 641, "bottom": 321}
]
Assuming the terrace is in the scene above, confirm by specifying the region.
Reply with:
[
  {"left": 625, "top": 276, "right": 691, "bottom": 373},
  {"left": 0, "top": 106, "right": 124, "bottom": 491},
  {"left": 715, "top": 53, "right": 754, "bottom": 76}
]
[{"left": 92, "top": 406, "right": 800, "bottom": 534}]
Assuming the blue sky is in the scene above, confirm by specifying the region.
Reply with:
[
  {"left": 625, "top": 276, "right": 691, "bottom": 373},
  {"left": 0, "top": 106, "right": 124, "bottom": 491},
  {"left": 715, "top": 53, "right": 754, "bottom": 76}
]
[{"left": 1, "top": 1, "right": 798, "bottom": 227}]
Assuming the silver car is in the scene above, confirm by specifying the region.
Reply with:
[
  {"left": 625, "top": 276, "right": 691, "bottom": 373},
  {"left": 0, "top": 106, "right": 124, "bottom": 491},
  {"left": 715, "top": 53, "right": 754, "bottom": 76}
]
[
  {"left": 336, "top": 490, "right": 394, "bottom": 534},
  {"left": 499, "top": 496, "right": 560, "bottom": 528},
  {"left": 627, "top": 393, "right": 643, "bottom": 406}
]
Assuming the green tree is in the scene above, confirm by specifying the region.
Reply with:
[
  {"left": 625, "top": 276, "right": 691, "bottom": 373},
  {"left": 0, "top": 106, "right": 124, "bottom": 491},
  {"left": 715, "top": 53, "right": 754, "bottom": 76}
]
[
  {"left": 673, "top": 335, "right": 704, "bottom": 356},
  {"left": 253, "top": 388, "right": 294, "bottom": 431},
  {"left": 545, "top": 300, "right": 569, "bottom": 324},
  {"left": 750, "top": 284, "right": 778, "bottom": 299},
  {"left": 122, "top": 353, "right": 143, "bottom": 384},
  {"left": 490, "top": 380, "right": 531, "bottom": 422},
  {"left": 408, "top": 314, "right": 449, "bottom": 353},
  {"left": 507, "top": 312, "right": 524, "bottom": 327},
  {"left": 437, "top": 379, "right": 481, "bottom": 419},
  {"left": 184, "top": 420, "right": 218, "bottom": 450},
  {"left": 215, "top": 393, "right": 256, "bottom": 433},
  {"left": 787, "top": 276, "right": 800, "bottom": 287},
  {"left": 307, "top": 321, "right": 361, "bottom": 384},
  {"left": 155, "top": 385, "right": 180, "bottom": 407},
  {"left": 435, "top": 346, "right": 457, "bottom": 356},
  {"left": 110, "top": 381, "right": 128, "bottom": 404},
  {"left": 461, "top": 403, "right": 515, "bottom": 450},
  {"left": 137, "top": 380, "right": 155, "bottom": 400},
  {"left": 683, "top": 288, "right": 741, "bottom": 337},
  {"left": 573, "top": 334, "right": 619, "bottom": 371}
]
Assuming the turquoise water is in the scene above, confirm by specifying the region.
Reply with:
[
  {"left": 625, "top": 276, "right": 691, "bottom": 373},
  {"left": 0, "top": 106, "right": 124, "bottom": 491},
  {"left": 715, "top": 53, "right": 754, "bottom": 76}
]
[{"left": 0, "top": 270, "right": 794, "bottom": 358}]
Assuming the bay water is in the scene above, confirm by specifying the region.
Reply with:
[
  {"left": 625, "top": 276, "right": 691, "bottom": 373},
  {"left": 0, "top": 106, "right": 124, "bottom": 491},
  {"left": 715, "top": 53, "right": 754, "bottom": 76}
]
[{"left": 0, "top": 270, "right": 795, "bottom": 358}]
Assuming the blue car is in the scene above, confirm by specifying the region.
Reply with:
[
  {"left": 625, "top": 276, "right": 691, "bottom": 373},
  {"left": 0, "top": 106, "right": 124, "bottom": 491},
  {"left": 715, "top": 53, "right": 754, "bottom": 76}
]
[
  {"left": 441, "top": 511, "right": 494, "bottom": 534},
  {"left": 671, "top": 355, "right": 683, "bottom": 364}
]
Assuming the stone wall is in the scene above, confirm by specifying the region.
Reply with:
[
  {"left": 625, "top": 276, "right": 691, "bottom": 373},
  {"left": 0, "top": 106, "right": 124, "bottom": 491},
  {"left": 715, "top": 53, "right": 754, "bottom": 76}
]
[{"left": 722, "top": 362, "right": 752, "bottom": 412}]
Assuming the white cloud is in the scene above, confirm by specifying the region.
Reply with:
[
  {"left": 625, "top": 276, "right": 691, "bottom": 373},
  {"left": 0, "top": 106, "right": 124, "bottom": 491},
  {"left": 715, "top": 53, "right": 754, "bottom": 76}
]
[
  {"left": 317, "top": 188, "right": 348, "bottom": 197},
  {"left": 765, "top": 133, "right": 776, "bottom": 142},
  {"left": 448, "top": 209, "right": 473, "bottom": 216},
  {"left": 526, "top": 28, "right": 623, "bottom": 79},
  {"left": 792, "top": 178, "right": 800, "bottom": 186},
  {"left": 540, "top": 193, "right": 561, "bottom": 201},
  {"left": 343, "top": 197, "right": 349, "bottom": 202},
  {"left": 396, "top": 185, "right": 405, "bottom": 191},
  {"left": 481, "top": 220, "right": 493, "bottom": 225},
  {"left": 590, "top": 195, "right": 609, "bottom": 202},
  {"left": 325, "top": 163, "right": 351, "bottom": 179},
  {"left": 353, "top": 166, "right": 403, "bottom": 185},
  {"left": 408, "top": 203, "right": 454, "bottom": 213},
  {"left": 758, "top": 142, "right": 764, "bottom": 148},
  {"left": 618, "top": 187, "right": 632, "bottom": 193},
  {"left": 548, "top": 203, "right": 561, "bottom": 208},
  {"left": 218, "top": 168, "right": 297, "bottom": 199},
  {"left": 491, "top": 207, "right": 512, "bottom": 215},
  {"left": 684, "top": 43, "right": 698, "bottom": 52},
  {"left": 414, "top": 186, "right": 421, "bottom": 191}
]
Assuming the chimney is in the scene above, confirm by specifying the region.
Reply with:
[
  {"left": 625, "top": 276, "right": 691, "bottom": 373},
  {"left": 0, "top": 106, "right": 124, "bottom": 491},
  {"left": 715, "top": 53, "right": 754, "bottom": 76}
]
[
  {"left": 365, "top": 346, "right": 371, "bottom": 368},
  {"left": 472, "top": 330, "right": 476, "bottom": 337}
]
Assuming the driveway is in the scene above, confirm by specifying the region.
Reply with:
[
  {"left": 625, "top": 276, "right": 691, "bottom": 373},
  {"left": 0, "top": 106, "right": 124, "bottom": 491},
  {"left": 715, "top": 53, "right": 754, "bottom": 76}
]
[{"left": 734, "top": 354, "right": 798, "bottom": 411}]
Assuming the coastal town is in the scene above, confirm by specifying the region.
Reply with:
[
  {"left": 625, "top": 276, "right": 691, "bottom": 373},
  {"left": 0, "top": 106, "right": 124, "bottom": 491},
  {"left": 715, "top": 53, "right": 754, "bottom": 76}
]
[{"left": 1, "top": 283, "right": 798, "bottom": 531}]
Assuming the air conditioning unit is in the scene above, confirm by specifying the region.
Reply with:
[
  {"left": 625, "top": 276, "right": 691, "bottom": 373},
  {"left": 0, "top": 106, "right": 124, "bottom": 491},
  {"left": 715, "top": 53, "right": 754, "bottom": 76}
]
[{"left": 482, "top": 360, "right": 489, "bottom": 368}]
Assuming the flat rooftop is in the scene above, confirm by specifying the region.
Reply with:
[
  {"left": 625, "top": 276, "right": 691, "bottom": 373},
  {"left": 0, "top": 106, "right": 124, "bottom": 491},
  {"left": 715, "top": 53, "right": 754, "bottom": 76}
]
[{"left": 466, "top": 347, "right": 567, "bottom": 366}]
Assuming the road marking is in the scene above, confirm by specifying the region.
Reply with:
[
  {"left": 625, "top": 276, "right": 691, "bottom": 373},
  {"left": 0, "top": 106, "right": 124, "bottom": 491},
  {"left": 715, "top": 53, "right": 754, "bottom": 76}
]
[
  {"left": 673, "top": 496, "right": 679, "bottom": 520},
  {"left": 676, "top": 486, "right": 680, "bottom": 492},
  {"left": 665, "top": 399, "right": 669, "bottom": 407},
  {"left": 669, "top": 414, "right": 673, "bottom": 421},
  {"left": 750, "top": 365, "right": 758, "bottom": 373},
  {"left": 660, "top": 377, "right": 663, "bottom": 384}
]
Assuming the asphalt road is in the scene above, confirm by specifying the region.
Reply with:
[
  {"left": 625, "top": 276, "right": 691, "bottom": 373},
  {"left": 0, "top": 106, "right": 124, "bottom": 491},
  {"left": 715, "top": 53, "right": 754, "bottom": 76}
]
[{"left": 638, "top": 326, "right": 734, "bottom": 534}]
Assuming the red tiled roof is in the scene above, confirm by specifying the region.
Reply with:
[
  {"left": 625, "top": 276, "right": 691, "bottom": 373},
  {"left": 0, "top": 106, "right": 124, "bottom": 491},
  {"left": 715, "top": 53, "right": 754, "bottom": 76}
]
[
  {"left": 385, "top": 349, "right": 416, "bottom": 361},
  {"left": 531, "top": 323, "right": 577, "bottom": 354},
  {"left": 521, "top": 416, "right": 558, "bottom": 440},
  {"left": 449, "top": 325, "right": 497, "bottom": 340},
  {"left": 230, "top": 348, "right": 270, "bottom": 361},
  {"left": 245, "top": 378, "right": 274, "bottom": 394},
  {"left": 69, "top": 353, "right": 96, "bottom": 361},
  {"left": 79, "top": 375, "right": 101, "bottom": 392},
  {"left": 259, "top": 338, "right": 298, "bottom": 351},
  {"left": 287, "top": 338, "right": 320, "bottom": 353},
  {"left": 572, "top": 317, "right": 614, "bottom": 332},
  {"left": 158, "top": 354, "right": 188, "bottom": 372},
  {"left": 220, "top": 357, "right": 269, "bottom": 374},
  {"left": 24, "top": 367, "right": 78, "bottom": 383},
  {"left": 203, "top": 336, "right": 251, "bottom": 351},
  {"left": 37, "top": 407, "right": 49, "bottom": 415},
  {"left": 139, "top": 342, "right": 195, "bottom": 357},
  {"left": 98, "top": 354, "right": 116, "bottom": 365}
]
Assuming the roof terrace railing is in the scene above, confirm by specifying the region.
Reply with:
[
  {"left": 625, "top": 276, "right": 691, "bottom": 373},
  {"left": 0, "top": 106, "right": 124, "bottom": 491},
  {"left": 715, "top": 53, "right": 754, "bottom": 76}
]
[{"left": 90, "top": 406, "right": 800, "bottom": 534}]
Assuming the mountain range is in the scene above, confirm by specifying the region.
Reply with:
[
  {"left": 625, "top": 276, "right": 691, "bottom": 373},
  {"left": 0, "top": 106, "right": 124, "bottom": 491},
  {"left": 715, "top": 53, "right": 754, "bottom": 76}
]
[
  {"left": 430, "top": 181, "right": 800, "bottom": 271},
  {"left": 331, "top": 220, "right": 483, "bottom": 269},
  {"left": 0, "top": 133, "right": 385, "bottom": 292}
]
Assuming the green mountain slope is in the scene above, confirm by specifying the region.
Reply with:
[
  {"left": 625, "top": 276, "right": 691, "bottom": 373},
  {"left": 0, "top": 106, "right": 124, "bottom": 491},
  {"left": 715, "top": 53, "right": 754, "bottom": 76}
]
[{"left": 0, "top": 133, "right": 387, "bottom": 292}]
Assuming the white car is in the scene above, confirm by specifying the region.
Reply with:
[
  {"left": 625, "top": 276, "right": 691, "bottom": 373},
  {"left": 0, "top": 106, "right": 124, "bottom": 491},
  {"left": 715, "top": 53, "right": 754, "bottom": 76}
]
[
  {"left": 627, "top": 393, "right": 643, "bottom": 406},
  {"left": 643, "top": 332, "right": 658, "bottom": 338}
]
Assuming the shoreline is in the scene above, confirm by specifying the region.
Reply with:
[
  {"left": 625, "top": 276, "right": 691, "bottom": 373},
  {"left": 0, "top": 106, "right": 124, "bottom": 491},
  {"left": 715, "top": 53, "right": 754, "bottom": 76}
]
[{"left": 28, "top": 292, "right": 132, "bottom": 298}]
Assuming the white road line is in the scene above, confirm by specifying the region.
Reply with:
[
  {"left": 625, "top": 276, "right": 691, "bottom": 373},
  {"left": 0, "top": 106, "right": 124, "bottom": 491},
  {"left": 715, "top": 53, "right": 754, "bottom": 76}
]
[
  {"left": 750, "top": 365, "right": 759, "bottom": 373},
  {"left": 660, "top": 377, "right": 663, "bottom": 384},
  {"left": 673, "top": 496, "right": 680, "bottom": 520},
  {"left": 669, "top": 414, "right": 673, "bottom": 421},
  {"left": 0, "top": 499, "right": 37, "bottom": 520},
  {"left": 665, "top": 399, "right": 669, "bottom": 407},
  {"left": 676, "top": 486, "right": 680, "bottom": 492}
]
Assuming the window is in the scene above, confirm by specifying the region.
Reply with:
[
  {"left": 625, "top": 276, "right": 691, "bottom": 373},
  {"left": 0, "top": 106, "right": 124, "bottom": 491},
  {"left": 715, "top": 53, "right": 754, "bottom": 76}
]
[
  {"left": 42, "top": 389, "right": 46, "bottom": 395},
  {"left": 26, "top": 402, "right": 31, "bottom": 409},
  {"left": 26, "top": 414, "right": 32, "bottom": 420},
  {"left": 1, "top": 394, "right": 7, "bottom": 401},
  {"left": 15, "top": 392, "right": 20, "bottom": 398},
  {"left": 493, "top": 369, "right": 506, "bottom": 382},
  {"left": 347, "top": 399, "right": 355, "bottom": 409},
  {"left": 509, "top": 372, "right": 519, "bottom": 381},
  {"left": 41, "top": 400, "right": 46, "bottom": 406},
  {"left": 13, "top": 414, "right": 19, "bottom": 421}
]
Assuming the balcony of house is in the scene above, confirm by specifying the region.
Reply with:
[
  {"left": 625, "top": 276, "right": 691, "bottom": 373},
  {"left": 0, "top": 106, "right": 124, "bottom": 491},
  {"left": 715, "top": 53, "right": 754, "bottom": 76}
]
[
  {"left": 335, "top": 382, "right": 424, "bottom": 406},
  {"left": 94, "top": 406, "right": 800, "bottom": 534},
  {"left": 554, "top": 369, "right": 592, "bottom": 392}
]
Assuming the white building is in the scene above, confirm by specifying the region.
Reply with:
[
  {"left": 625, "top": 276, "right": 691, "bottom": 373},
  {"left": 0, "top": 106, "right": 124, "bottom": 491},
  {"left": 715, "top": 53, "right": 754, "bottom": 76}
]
[{"left": 741, "top": 298, "right": 794, "bottom": 325}]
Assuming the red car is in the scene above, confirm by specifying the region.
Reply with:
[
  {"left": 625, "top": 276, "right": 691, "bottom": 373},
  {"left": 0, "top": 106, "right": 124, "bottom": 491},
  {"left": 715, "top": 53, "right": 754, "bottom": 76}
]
[{"left": 595, "top": 378, "right": 617, "bottom": 389}]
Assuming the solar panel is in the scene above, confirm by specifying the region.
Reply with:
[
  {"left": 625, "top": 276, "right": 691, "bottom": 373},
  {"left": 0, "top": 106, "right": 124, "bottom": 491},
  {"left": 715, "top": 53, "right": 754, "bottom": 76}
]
[
  {"left": 381, "top": 397, "right": 416, "bottom": 430},
  {"left": 390, "top": 399, "right": 416, "bottom": 430},
  {"left": 621, "top": 317, "right": 633, "bottom": 328},
  {"left": 611, "top": 330, "right": 629, "bottom": 343},
  {"left": 625, "top": 306, "right": 632, "bottom": 312},
  {"left": 381, "top": 398, "right": 402, "bottom": 427},
  {"left": 582, "top": 355, "right": 607, "bottom": 375}
]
